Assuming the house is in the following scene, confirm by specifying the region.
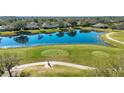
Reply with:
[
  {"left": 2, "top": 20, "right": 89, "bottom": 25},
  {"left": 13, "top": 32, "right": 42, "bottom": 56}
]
[
  {"left": 0, "top": 26, "right": 5, "bottom": 31},
  {"left": 63, "top": 22, "right": 71, "bottom": 27},
  {"left": 0, "top": 25, "right": 14, "bottom": 31},
  {"left": 92, "top": 23, "right": 108, "bottom": 28},
  {"left": 25, "top": 22, "right": 39, "bottom": 30},
  {"left": 42, "top": 23, "right": 59, "bottom": 29}
]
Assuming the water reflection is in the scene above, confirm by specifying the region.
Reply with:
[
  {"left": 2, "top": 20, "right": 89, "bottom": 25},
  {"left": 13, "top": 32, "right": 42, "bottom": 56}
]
[
  {"left": 14, "top": 35, "right": 29, "bottom": 44},
  {"left": 67, "top": 31, "right": 77, "bottom": 37},
  {"left": 0, "top": 30, "right": 107, "bottom": 48},
  {"left": 38, "top": 35, "right": 43, "bottom": 40},
  {"left": 9, "top": 36, "right": 12, "bottom": 39},
  {"left": 80, "top": 30, "right": 91, "bottom": 33},
  {"left": 56, "top": 32, "right": 64, "bottom": 38},
  {"left": 0, "top": 38, "right": 2, "bottom": 43},
  {"left": 16, "top": 31, "right": 31, "bottom": 35},
  {"left": 49, "top": 34, "right": 53, "bottom": 36}
]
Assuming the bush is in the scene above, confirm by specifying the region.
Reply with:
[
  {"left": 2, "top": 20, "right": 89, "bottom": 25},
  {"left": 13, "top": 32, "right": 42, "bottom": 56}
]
[{"left": 19, "top": 71, "right": 31, "bottom": 77}]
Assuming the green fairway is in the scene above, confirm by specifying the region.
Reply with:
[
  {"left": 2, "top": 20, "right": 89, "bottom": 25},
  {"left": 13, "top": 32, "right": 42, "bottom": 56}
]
[
  {"left": 110, "top": 32, "right": 124, "bottom": 42},
  {"left": 41, "top": 49, "right": 69, "bottom": 57},
  {"left": 101, "top": 32, "right": 124, "bottom": 48},
  {"left": 77, "top": 27, "right": 113, "bottom": 32},
  {"left": 0, "top": 44, "right": 123, "bottom": 69}
]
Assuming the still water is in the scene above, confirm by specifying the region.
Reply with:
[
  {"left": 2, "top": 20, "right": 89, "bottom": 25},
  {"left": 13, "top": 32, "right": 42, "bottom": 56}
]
[{"left": 0, "top": 30, "right": 107, "bottom": 48}]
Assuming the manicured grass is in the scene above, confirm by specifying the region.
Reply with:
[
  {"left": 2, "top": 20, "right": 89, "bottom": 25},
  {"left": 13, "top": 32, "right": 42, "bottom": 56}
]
[
  {"left": 77, "top": 27, "right": 113, "bottom": 32},
  {"left": 0, "top": 31, "right": 16, "bottom": 36},
  {"left": 110, "top": 32, "right": 124, "bottom": 42},
  {"left": 40, "top": 28, "right": 61, "bottom": 33},
  {"left": 0, "top": 28, "right": 62, "bottom": 36},
  {"left": 41, "top": 49, "right": 69, "bottom": 57},
  {"left": 28, "top": 28, "right": 62, "bottom": 34},
  {"left": 19, "top": 65, "right": 93, "bottom": 77},
  {"left": 91, "top": 51, "right": 110, "bottom": 58},
  {"left": 0, "top": 44, "right": 123, "bottom": 69},
  {"left": 101, "top": 33, "right": 124, "bottom": 48}
]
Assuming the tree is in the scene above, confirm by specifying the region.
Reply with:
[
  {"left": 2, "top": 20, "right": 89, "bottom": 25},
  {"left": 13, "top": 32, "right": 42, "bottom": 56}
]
[
  {"left": 0, "top": 57, "right": 4, "bottom": 76},
  {"left": 0, "top": 52, "right": 21, "bottom": 77},
  {"left": 13, "top": 20, "right": 27, "bottom": 30}
]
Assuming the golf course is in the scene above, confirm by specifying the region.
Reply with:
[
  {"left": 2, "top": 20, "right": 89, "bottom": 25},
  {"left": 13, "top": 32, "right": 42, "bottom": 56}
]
[
  {"left": 0, "top": 16, "right": 124, "bottom": 77},
  {"left": 0, "top": 30, "right": 124, "bottom": 77}
]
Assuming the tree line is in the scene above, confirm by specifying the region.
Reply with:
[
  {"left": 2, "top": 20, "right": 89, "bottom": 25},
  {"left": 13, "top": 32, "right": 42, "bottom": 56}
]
[{"left": 1, "top": 16, "right": 124, "bottom": 31}]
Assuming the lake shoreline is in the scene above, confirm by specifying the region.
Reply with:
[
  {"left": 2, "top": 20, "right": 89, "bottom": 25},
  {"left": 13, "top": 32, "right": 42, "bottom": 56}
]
[
  {"left": 0, "top": 30, "right": 107, "bottom": 48},
  {"left": 0, "top": 27, "right": 116, "bottom": 37}
]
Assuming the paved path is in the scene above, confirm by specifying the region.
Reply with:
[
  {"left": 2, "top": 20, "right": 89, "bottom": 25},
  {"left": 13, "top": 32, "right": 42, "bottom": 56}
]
[
  {"left": 106, "top": 32, "right": 124, "bottom": 44},
  {"left": 12, "top": 61, "right": 96, "bottom": 71},
  {"left": 2, "top": 61, "right": 96, "bottom": 77}
]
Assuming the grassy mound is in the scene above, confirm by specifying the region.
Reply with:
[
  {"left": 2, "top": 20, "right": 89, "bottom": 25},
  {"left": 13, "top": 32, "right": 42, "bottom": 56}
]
[
  {"left": 92, "top": 51, "right": 110, "bottom": 58},
  {"left": 41, "top": 49, "right": 69, "bottom": 57}
]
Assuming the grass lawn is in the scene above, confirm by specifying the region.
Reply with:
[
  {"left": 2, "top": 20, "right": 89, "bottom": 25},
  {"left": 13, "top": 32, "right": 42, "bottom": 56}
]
[
  {"left": 0, "top": 44, "right": 123, "bottom": 69},
  {"left": 0, "top": 31, "right": 16, "bottom": 36},
  {"left": 28, "top": 28, "right": 62, "bottom": 34},
  {"left": 41, "top": 49, "right": 69, "bottom": 57},
  {"left": 0, "top": 28, "right": 62, "bottom": 36},
  {"left": 77, "top": 27, "right": 113, "bottom": 32},
  {"left": 110, "top": 32, "right": 124, "bottom": 42},
  {"left": 101, "top": 32, "right": 124, "bottom": 48},
  {"left": 19, "top": 65, "right": 94, "bottom": 77}
]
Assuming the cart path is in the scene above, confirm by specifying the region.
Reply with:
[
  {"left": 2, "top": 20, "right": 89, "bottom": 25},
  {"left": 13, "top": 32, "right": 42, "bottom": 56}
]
[
  {"left": 106, "top": 32, "right": 124, "bottom": 44},
  {"left": 2, "top": 61, "right": 96, "bottom": 77},
  {"left": 12, "top": 61, "right": 96, "bottom": 71}
]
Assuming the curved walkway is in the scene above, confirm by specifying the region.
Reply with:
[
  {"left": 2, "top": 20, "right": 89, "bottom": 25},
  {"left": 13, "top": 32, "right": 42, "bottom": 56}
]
[
  {"left": 12, "top": 61, "right": 96, "bottom": 71},
  {"left": 2, "top": 61, "right": 96, "bottom": 77},
  {"left": 106, "top": 32, "right": 124, "bottom": 44}
]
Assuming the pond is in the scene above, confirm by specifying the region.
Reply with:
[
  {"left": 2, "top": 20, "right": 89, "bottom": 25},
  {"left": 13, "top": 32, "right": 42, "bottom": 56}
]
[{"left": 0, "top": 30, "right": 107, "bottom": 48}]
